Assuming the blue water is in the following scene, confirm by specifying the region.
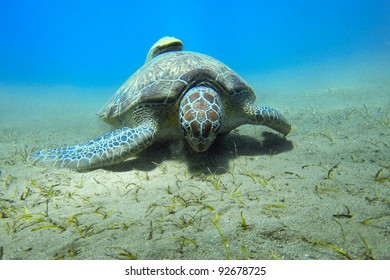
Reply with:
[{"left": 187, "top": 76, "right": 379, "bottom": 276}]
[
  {"left": 1, "top": 0, "right": 389, "bottom": 88},
  {"left": 1, "top": 0, "right": 390, "bottom": 262}
]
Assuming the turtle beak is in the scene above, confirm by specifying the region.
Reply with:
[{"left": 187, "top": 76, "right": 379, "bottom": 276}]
[
  {"left": 179, "top": 86, "right": 222, "bottom": 153},
  {"left": 186, "top": 123, "right": 217, "bottom": 152},
  {"left": 193, "top": 143, "right": 209, "bottom": 152}
]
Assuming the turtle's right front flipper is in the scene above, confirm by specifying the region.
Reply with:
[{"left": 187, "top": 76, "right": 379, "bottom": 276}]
[{"left": 30, "top": 127, "right": 155, "bottom": 171}]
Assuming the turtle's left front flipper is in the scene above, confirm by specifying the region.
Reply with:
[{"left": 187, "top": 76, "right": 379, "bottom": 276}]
[
  {"left": 246, "top": 105, "right": 291, "bottom": 136},
  {"left": 30, "top": 126, "right": 155, "bottom": 171}
]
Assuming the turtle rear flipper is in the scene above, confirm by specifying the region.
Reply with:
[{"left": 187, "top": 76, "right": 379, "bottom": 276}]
[{"left": 31, "top": 127, "right": 155, "bottom": 170}]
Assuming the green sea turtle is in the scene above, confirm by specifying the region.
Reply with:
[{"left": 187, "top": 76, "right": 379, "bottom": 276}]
[{"left": 31, "top": 36, "right": 291, "bottom": 171}]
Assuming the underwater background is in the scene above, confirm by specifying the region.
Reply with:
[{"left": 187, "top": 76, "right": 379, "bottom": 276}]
[
  {"left": 1, "top": 0, "right": 389, "bottom": 89},
  {"left": 0, "top": 0, "right": 389, "bottom": 260}
]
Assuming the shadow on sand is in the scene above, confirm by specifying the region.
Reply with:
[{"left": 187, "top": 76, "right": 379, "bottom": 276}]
[{"left": 104, "top": 130, "right": 293, "bottom": 175}]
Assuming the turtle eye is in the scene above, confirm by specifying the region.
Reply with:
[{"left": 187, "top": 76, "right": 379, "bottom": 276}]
[{"left": 180, "top": 120, "right": 190, "bottom": 137}]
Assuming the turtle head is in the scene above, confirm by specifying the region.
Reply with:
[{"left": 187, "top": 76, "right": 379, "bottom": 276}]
[{"left": 179, "top": 86, "right": 223, "bottom": 152}]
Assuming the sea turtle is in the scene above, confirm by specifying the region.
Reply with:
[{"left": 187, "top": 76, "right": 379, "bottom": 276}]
[{"left": 31, "top": 36, "right": 291, "bottom": 171}]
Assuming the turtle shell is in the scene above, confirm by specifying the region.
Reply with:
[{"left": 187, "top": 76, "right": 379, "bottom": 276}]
[{"left": 97, "top": 51, "right": 255, "bottom": 127}]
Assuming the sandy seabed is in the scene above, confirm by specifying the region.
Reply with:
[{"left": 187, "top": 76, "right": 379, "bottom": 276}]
[{"left": 0, "top": 75, "right": 389, "bottom": 260}]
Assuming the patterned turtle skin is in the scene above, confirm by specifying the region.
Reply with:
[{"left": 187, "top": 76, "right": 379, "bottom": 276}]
[{"left": 31, "top": 37, "right": 291, "bottom": 170}]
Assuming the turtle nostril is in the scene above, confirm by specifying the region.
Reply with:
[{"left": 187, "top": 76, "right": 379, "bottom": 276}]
[
  {"left": 190, "top": 121, "right": 201, "bottom": 138},
  {"left": 202, "top": 120, "right": 212, "bottom": 138}
]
